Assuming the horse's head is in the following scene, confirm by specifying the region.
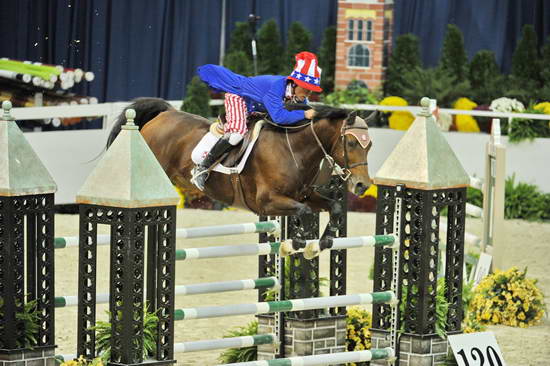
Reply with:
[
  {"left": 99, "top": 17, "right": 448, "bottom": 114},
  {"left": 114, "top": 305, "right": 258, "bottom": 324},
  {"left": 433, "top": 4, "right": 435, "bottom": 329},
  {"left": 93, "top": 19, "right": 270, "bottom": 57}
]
[{"left": 333, "top": 110, "right": 375, "bottom": 196}]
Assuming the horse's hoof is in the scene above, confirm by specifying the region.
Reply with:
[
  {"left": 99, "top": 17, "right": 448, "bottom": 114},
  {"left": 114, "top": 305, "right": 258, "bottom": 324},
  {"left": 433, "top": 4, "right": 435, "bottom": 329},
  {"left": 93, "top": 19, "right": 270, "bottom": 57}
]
[
  {"left": 291, "top": 238, "right": 306, "bottom": 250},
  {"left": 304, "top": 241, "right": 321, "bottom": 260},
  {"left": 279, "top": 240, "right": 295, "bottom": 257},
  {"left": 296, "top": 205, "right": 313, "bottom": 216}
]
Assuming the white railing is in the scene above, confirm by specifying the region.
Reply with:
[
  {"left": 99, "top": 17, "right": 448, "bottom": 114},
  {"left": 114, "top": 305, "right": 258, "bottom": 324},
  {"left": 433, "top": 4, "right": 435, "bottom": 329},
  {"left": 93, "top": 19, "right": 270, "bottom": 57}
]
[
  {"left": 336, "top": 103, "right": 550, "bottom": 122},
  {"left": 9, "top": 100, "right": 184, "bottom": 128}
]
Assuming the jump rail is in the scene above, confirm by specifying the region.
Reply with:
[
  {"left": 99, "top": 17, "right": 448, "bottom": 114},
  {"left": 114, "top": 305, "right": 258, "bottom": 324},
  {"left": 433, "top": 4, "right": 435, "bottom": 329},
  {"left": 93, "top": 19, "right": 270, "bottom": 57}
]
[
  {"left": 53, "top": 220, "right": 280, "bottom": 249},
  {"left": 217, "top": 348, "right": 395, "bottom": 366},
  {"left": 174, "top": 235, "right": 396, "bottom": 261},
  {"left": 54, "top": 277, "right": 280, "bottom": 308},
  {"left": 174, "top": 292, "right": 397, "bottom": 320}
]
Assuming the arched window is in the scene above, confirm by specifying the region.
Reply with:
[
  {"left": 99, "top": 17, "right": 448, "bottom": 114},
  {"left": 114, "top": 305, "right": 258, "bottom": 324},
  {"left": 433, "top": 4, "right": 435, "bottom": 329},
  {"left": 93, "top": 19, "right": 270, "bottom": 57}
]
[{"left": 348, "top": 44, "right": 370, "bottom": 67}]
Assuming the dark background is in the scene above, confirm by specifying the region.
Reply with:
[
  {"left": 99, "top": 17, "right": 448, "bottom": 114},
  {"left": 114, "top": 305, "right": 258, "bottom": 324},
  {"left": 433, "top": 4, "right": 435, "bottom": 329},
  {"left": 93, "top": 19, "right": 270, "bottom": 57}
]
[{"left": 1, "top": 0, "right": 549, "bottom": 103}]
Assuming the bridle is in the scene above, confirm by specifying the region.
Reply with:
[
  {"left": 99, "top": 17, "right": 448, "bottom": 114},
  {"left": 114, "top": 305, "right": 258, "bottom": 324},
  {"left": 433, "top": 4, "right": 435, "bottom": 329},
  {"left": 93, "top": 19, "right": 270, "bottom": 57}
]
[{"left": 310, "top": 113, "right": 372, "bottom": 181}]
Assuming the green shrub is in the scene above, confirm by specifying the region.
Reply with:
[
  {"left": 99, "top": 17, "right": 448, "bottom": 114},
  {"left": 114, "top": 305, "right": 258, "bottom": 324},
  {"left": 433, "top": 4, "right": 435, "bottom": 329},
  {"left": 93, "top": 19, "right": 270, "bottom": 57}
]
[
  {"left": 400, "top": 66, "right": 470, "bottom": 107},
  {"left": 504, "top": 174, "right": 550, "bottom": 221},
  {"left": 439, "top": 24, "right": 469, "bottom": 82},
  {"left": 284, "top": 22, "right": 312, "bottom": 75},
  {"left": 218, "top": 321, "right": 259, "bottom": 364},
  {"left": 509, "top": 24, "right": 541, "bottom": 103},
  {"left": 181, "top": 76, "right": 211, "bottom": 118},
  {"left": 322, "top": 82, "right": 380, "bottom": 106},
  {"left": 508, "top": 105, "right": 550, "bottom": 143},
  {"left": 0, "top": 298, "right": 39, "bottom": 349},
  {"left": 318, "top": 26, "right": 337, "bottom": 93},
  {"left": 94, "top": 307, "right": 158, "bottom": 362},
  {"left": 257, "top": 19, "right": 284, "bottom": 75},
  {"left": 223, "top": 50, "right": 254, "bottom": 76},
  {"left": 468, "top": 175, "right": 550, "bottom": 221},
  {"left": 228, "top": 22, "right": 253, "bottom": 57},
  {"left": 468, "top": 50, "right": 503, "bottom": 105},
  {"left": 384, "top": 33, "right": 422, "bottom": 97}
]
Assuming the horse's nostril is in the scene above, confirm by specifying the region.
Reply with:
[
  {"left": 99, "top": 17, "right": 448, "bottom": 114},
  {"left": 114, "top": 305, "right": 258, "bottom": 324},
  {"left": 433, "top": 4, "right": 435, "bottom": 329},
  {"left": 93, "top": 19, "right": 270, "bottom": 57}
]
[{"left": 354, "top": 182, "right": 368, "bottom": 196}]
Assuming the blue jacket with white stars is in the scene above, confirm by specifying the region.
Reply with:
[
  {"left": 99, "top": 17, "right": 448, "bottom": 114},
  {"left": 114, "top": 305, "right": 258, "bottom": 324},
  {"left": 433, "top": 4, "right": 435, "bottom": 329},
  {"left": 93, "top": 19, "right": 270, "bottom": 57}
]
[{"left": 197, "top": 64, "right": 306, "bottom": 125}]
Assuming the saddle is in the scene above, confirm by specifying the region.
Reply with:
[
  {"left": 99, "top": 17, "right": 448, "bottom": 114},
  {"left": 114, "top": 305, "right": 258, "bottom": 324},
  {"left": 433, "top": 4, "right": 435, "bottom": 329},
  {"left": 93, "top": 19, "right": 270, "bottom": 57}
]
[
  {"left": 194, "top": 114, "right": 266, "bottom": 211},
  {"left": 211, "top": 114, "right": 261, "bottom": 168}
]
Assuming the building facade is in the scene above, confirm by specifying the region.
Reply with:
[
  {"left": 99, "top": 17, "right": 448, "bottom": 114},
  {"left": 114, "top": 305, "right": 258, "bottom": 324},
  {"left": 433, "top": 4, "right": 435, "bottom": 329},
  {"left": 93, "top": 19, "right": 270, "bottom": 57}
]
[{"left": 334, "top": 0, "right": 394, "bottom": 90}]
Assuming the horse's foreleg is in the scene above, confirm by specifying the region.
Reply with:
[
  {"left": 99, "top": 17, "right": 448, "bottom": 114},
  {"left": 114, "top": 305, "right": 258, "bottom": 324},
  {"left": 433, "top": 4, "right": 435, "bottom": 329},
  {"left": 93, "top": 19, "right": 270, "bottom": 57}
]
[
  {"left": 301, "top": 192, "right": 344, "bottom": 259},
  {"left": 256, "top": 191, "right": 313, "bottom": 217}
]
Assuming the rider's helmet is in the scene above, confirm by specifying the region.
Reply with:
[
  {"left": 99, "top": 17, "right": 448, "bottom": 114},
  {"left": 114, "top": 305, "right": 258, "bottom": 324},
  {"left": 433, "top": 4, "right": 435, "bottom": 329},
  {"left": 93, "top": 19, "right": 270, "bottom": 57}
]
[{"left": 288, "top": 51, "right": 323, "bottom": 92}]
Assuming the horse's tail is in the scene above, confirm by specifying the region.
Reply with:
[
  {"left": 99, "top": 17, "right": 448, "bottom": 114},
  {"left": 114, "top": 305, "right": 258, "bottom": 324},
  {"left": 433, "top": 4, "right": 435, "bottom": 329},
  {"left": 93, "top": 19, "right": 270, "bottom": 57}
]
[{"left": 106, "top": 97, "right": 174, "bottom": 148}]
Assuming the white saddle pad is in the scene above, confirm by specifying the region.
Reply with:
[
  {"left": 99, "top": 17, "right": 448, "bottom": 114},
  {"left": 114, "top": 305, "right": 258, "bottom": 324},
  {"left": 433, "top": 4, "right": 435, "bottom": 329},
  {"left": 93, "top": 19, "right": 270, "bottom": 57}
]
[{"left": 191, "top": 121, "right": 264, "bottom": 175}]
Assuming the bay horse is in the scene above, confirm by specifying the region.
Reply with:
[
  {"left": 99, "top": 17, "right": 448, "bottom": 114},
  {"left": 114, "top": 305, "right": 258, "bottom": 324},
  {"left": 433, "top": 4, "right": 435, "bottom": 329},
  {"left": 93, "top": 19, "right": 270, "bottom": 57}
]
[{"left": 107, "top": 98, "right": 375, "bottom": 255}]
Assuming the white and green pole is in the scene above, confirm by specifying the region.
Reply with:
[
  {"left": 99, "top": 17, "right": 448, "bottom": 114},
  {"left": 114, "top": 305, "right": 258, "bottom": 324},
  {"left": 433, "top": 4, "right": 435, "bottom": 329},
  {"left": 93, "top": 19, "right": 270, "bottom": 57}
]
[
  {"left": 54, "top": 220, "right": 280, "bottom": 249},
  {"left": 174, "top": 292, "right": 397, "bottom": 320},
  {"left": 54, "top": 277, "right": 280, "bottom": 308},
  {"left": 217, "top": 348, "right": 395, "bottom": 365}
]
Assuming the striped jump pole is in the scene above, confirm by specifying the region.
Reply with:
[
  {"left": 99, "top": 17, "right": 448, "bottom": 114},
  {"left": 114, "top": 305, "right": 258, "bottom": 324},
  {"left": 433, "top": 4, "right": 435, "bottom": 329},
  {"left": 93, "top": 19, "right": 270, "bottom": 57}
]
[
  {"left": 217, "top": 348, "right": 395, "bottom": 366},
  {"left": 175, "top": 235, "right": 396, "bottom": 261},
  {"left": 58, "top": 334, "right": 276, "bottom": 361},
  {"left": 54, "top": 277, "right": 280, "bottom": 308},
  {"left": 174, "top": 292, "right": 396, "bottom": 320},
  {"left": 54, "top": 220, "right": 280, "bottom": 249},
  {"left": 300, "top": 234, "right": 396, "bottom": 259},
  {"left": 175, "top": 334, "right": 276, "bottom": 353}
]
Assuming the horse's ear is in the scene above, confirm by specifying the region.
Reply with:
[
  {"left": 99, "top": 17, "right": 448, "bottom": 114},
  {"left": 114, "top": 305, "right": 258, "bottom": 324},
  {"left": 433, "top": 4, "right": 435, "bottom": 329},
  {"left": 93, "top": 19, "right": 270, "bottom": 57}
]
[
  {"left": 346, "top": 111, "right": 357, "bottom": 125},
  {"left": 364, "top": 110, "right": 379, "bottom": 125}
]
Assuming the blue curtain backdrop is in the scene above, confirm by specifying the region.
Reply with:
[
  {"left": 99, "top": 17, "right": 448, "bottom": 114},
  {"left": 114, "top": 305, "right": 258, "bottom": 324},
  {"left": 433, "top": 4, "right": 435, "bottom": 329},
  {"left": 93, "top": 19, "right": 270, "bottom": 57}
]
[
  {"left": 393, "top": 0, "right": 550, "bottom": 71},
  {"left": 0, "top": 0, "right": 548, "bottom": 103}
]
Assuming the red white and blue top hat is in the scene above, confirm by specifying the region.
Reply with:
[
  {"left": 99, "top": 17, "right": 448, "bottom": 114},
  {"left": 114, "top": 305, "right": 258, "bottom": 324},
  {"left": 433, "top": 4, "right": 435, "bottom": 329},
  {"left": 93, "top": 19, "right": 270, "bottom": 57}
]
[{"left": 288, "top": 51, "right": 323, "bottom": 92}]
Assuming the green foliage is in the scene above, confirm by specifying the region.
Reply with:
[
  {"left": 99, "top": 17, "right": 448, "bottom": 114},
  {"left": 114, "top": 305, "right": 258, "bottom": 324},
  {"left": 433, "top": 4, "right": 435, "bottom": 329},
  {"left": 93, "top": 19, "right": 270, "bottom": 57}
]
[
  {"left": 257, "top": 19, "right": 284, "bottom": 75},
  {"left": 0, "top": 298, "right": 40, "bottom": 349},
  {"left": 284, "top": 22, "right": 312, "bottom": 75},
  {"left": 181, "top": 76, "right": 211, "bottom": 118},
  {"left": 539, "top": 39, "right": 550, "bottom": 101},
  {"left": 384, "top": 33, "right": 422, "bottom": 97},
  {"left": 400, "top": 66, "right": 470, "bottom": 107},
  {"left": 468, "top": 175, "right": 550, "bottom": 221},
  {"left": 504, "top": 174, "right": 550, "bottom": 221},
  {"left": 223, "top": 50, "right": 254, "bottom": 76},
  {"left": 400, "top": 278, "right": 449, "bottom": 339},
  {"left": 439, "top": 24, "right": 469, "bottom": 82},
  {"left": 322, "top": 81, "right": 380, "bottom": 106},
  {"left": 468, "top": 50, "right": 504, "bottom": 105},
  {"left": 218, "top": 321, "right": 259, "bottom": 364},
  {"left": 508, "top": 105, "right": 550, "bottom": 143},
  {"left": 318, "top": 26, "right": 337, "bottom": 93},
  {"left": 466, "top": 186, "right": 483, "bottom": 208},
  {"left": 511, "top": 24, "right": 541, "bottom": 84},
  {"left": 229, "top": 22, "right": 253, "bottom": 57},
  {"left": 94, "top": 307, "right": 158, "bottom": 362}
]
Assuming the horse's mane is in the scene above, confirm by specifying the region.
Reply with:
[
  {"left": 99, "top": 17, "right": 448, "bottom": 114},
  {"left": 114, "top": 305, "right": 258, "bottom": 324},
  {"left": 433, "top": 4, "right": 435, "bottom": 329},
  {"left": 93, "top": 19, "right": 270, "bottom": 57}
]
[{"left": 284, "top": 103, "right": 348, "bottom": 121}]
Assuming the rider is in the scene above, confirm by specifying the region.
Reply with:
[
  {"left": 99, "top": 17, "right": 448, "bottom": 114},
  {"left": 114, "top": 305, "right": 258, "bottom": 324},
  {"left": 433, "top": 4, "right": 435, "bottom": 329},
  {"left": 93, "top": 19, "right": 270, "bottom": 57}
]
[{"left": 192, "top": 51, "right": 322, "bottom": 191}]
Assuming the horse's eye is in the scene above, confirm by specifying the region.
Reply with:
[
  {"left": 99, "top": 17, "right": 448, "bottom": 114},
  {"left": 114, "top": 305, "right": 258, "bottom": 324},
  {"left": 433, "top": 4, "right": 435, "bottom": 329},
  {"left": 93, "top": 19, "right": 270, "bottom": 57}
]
[{"left": 347, "top": 139, "right": 357, "bottom": 148}]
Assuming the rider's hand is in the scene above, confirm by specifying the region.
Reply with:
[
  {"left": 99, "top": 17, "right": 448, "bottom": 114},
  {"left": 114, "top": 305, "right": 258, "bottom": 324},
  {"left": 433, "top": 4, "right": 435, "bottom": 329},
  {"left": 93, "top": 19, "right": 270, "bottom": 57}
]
[{"left": 304, "top": 109, "right": 316, "bottom": 120}]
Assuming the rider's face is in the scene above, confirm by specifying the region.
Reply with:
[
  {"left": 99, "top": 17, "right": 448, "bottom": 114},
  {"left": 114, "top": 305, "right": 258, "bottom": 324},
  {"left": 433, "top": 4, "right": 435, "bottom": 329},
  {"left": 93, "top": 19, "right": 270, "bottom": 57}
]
[{"left": 293, "top": 85, "right": 313, "bottom": 101}]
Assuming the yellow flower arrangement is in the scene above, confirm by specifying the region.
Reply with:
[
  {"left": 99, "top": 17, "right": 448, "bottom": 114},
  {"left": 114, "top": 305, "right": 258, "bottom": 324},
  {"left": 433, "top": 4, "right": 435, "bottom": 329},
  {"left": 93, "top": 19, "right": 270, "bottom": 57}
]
[
  {"left": 379, "top": 96, "right": 415, "bottom": 130},
  {"left": 346, "top": 306, "right": 372, "bottom": 365},
  {"left": 534, "top": 102, "right": 550, "bottom": 114},
  {"left": 453, "top": 97, "right": 480, "bottom": 132},
  {"left": 470, "top": 267, "right": 546, "bottom": 328}
]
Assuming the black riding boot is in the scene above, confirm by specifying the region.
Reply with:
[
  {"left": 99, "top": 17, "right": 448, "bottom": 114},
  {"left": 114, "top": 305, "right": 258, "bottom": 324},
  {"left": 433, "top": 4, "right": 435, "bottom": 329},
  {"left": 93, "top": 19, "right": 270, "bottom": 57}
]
[{"left": 192, "top": 137, "right": 233, "bottom": 191}]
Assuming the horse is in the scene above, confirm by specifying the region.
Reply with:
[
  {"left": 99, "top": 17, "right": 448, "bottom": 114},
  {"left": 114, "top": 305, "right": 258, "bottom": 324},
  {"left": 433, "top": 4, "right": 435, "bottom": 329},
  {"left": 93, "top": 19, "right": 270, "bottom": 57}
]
[{"left": 107, "top": 97, "right": 375, "bottom": 255}]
